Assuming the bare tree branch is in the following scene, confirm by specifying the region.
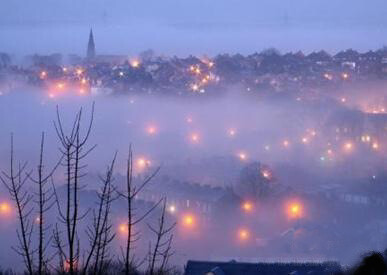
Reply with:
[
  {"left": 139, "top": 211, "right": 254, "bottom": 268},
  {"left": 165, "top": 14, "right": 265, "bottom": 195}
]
[{"left": 0, "top": 135, "right": 34, "bottom": 275}]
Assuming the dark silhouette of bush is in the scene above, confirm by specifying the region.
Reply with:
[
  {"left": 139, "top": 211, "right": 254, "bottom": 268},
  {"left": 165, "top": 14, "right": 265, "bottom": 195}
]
[{"left": 351, "top": 252, "right": 386, "bottom": 275}]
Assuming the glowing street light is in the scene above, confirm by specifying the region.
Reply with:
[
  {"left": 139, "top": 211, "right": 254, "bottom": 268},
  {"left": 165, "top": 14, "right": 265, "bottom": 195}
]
[
  {"left": 324, "top": 73, "right": 333, "bottom": 80},
  {"left": 40, "top": 71, "right": 47, "bottom": 79},
  {"left": 242, "top": 201, "right": 253, "bottom": 212},
  {"left": 282, "top": 140, "right": 290, "bottom": 147},
  {"left": 186, "top": 117, "right": 193, "bottom": 124},
  {"left": 76, "top": 68, "right": 83, "bottom": 76},
  {"left": 238, "top": 152, "right": 247, "bottom": 161},
  {"left": 130, "top": 59, "right": 140, "bottom": 68},
  {"left": 343, "top": 142, "right": 353, "bottom": 152},
  {"left": 146, "top": 125, "right": 158, "bottom": 136},
  {"left": 138, "top": 159, "right": 146, "bottom": 166},
  {"left": 361, "top": 135, "right": 371, "bottom": 143},
  {"left": 191, "top": 84, "right": 199, "bottom": 92},
  {"left": 238, "top": 228, "right": 250, "bottom": 241},
  {"left": 261, "top": 170, "right": 271, "bottom": 179},
  {"left": 372, "top": 142, "right": 379, "bottom": 150},
  {"left": 0, "top": 202, "right": 11, "bottom": 216},
  {"left": 286, "top": 201, "right": 303, "bottom": 220},
  {"left": 190, "top": 133, "right": 200, "bottom": 143},
  {"left": 168, "top": 205, "right": 176, "bottom": 214},
  {"left": 301, "top": 137, "right": 308, "bottom": 144},
  {"left": 182, "top": 214, "right": 196, "bottom": 228},
  {"left": 228, "top": 128, "right": 237, "bottom": 137},
  {"left": 136, "top": 157, "right": 151, "bottom": 169},
  {"left": 118, "top": 223, "right": 128, "bottom": 235},
  {"left": 290, "top": 204, "right": 300, "bottom": 215},
  {"left": 56, "top": 82, "right": 65, "bottom": 89}
]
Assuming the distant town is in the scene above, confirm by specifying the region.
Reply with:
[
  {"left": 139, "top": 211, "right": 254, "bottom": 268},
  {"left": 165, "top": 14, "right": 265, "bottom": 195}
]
[{"left": 0, "top": 29, "right": 387, "bottom": 107}]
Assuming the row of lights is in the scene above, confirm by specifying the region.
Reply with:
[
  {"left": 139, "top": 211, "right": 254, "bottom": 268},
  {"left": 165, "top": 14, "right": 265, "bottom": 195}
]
[{"left": 116, "top": 200, "right": 304, "bottom": 243}]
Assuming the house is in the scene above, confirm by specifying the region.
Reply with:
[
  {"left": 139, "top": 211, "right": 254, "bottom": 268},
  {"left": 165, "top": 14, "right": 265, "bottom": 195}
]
[{"left": 184, "top": 260, "right": 342, "bottom": 275}]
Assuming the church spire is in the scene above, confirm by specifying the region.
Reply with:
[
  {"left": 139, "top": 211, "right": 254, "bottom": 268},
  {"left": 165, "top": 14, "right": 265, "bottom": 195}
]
[{"left": 87, "top": 28, "right": 96, "bottom": 60}]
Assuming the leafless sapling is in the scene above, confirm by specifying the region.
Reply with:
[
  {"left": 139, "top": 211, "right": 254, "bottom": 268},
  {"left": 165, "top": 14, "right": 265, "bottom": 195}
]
[
  {"left": 147, "top": 198, "right": 176, "bottom": 275},
  {"left": 83, "top": 153, "right": 117, "bottom": 275},
  {"left": 0, "top": 135, "right": 34, "bottom": 275},
  {"left": 28, "top": 132, "right": 61, "bottom": 275},
  {"left": 121, "top": 146, "right": 161, "bottom": 275},
  {"left": 52, "top": 104, "right": 96, "bottom": 275}
]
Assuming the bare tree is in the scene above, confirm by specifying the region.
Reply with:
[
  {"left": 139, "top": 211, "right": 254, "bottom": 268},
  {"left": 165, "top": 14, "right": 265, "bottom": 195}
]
[
  {"left": 95, "top": 176, "right": 116, "bottom": 275},
  {"left": 121, "top": 146, "right": 161, "bottom": 275},
  {"left": 83, "top": 153, "right": 117, "bottom": 275},
  {"left": 52, "top": 224, "right": 66, "bottom": 274},
  {"left": 53, "top": 104, "right": 95, "bottom": 275},
  {"left": 0, "top": 135, "right": 34, "bottom": 275},
  {"left": 147, "top": 198, "right": 176, "bottom": 275},
  {"left": 159, "top": 235, "right": 174, "bottom": 274},
  {"left": 28, "top": 132, "right": 60, "bottom": 275},
  {"left": 95, "top": 193, "right": 115, "bottom": 275}
]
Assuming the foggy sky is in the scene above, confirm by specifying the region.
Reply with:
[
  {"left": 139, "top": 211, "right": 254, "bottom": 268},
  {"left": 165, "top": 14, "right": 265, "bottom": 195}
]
[{"left": 1, "top": 0, "right": 387, "bottom": 56}]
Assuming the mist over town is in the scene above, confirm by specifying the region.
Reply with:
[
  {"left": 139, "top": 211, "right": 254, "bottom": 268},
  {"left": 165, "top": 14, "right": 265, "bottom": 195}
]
[{"left": 0, "top": 1, "right": 387, "bottom": 275}]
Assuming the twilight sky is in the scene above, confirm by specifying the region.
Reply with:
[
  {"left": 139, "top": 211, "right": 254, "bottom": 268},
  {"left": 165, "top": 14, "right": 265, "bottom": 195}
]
[{"left": 1, "top": 0, "right": 387, "bottom": 56}]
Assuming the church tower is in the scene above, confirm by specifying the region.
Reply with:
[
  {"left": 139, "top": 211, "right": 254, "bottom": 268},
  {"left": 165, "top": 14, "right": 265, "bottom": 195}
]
[{"left": 86, "top": 28, "right": 96, "bottom": 60}]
